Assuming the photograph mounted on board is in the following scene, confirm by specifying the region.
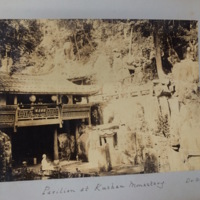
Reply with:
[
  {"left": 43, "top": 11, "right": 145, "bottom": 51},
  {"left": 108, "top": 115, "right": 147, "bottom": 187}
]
[{"left": 0, "top": 19, "right": 199, "bottom": 182}]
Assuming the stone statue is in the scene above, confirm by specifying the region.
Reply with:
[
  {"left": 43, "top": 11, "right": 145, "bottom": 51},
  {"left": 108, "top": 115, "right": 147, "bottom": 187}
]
[{"left": 41, "top": 154, "right": 54, "bottom": 171}]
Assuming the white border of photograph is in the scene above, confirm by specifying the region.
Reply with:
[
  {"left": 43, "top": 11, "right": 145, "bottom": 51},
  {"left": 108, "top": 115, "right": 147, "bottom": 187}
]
[{"left": 0, "top": 1, "right": 199, "bottom": 200}]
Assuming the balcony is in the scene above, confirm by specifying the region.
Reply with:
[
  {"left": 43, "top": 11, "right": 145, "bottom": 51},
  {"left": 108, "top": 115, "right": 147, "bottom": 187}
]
[
  {"left": 61, "top": 104, "right": 91, "bottom": 120},
  {"left": 16, "top": 105, "right": 60, "bottom": 127},
  {"left": 0, "top": 103, "right": 93, "bottom": 129},
  {"left": 0, "top": 105, "right": 17, "bottom": 128}
]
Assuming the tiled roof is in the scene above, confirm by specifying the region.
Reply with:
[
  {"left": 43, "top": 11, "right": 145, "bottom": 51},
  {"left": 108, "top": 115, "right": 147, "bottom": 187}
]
[{"left": 0, "top": 73, "right": 100, "bottom": 95}]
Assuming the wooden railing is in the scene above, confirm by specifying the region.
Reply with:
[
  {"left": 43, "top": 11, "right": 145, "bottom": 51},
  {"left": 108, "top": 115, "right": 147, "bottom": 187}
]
[
  {"left": 90, "top": 86, "right": 152, "bottom": 102},
  {"left": 0, "top": 103, "right": 92, "bottom": 129},
  {"left": 61, "top": 104, "right": 91, "bottom": 120},
  {"left": 0, "top": 105, "right": 17, "bottom": 128},
  {"left": 18, "top": 107, "right": 59, "bottom": 121}
]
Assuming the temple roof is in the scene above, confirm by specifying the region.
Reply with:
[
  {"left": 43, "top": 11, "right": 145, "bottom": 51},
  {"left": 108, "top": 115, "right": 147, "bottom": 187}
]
[{"left": 0, "top": 73, "right": 100, "bottom": 96}]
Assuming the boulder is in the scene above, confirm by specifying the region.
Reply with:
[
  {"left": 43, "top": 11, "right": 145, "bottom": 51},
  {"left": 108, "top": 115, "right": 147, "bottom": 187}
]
[
  {"left": 77, "top": 132, "right": 90, "bottom": 162},
  {"left": 144, "top": 149, "right": 159, "bottom": 173},
  {"left": 96, "top": 144, "right": 112, "bottom": 172},
  {"left": 58, "top": 133, "right": 75, "bottom": 160}
]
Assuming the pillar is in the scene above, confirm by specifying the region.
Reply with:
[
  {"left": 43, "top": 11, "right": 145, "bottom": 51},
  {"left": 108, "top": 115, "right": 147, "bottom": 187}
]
[
  {"left": 14, "top": 95, "right": 17, "bottom": 105},
  {"left": 0, "top": 94, "right": 6, "bottom": 105},
  {"left": 67, "top": 95, "right": 73, "bottom": 104},
  {"left": 88, "top": 107, "right": 91, "bottom": 126},
  {"left": 54, "top": 127, "right": 59, "bottom": 161}
]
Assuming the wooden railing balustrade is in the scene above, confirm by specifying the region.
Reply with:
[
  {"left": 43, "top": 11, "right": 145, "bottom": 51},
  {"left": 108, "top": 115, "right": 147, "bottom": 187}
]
[{"left": 0, "top": 103, "right": 93, "bottom": 129}]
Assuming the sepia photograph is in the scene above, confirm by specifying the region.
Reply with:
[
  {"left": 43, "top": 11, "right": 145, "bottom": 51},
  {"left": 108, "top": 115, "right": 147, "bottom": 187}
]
[{"left": 0, "top": 19, "right": 199, "bottom": 182}]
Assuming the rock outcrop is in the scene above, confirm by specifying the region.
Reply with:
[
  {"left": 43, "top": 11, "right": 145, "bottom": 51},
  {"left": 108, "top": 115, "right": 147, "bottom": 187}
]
[{"left": 0, "top": 131, "right": 12, "bottom": 181}]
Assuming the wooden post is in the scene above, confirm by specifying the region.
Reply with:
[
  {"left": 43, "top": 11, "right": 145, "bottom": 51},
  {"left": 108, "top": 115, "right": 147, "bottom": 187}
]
[
  {"left": 75, "top": 123, "right": 79, "bottom": 159},
  {"left": 57, "top": 95, "right": 62, "bottom": 128},
  {"left": 58, "top": 95, "right": 62, "bottom": 104},
  {"left": 56, "top": 95, "right": 59, "bottom": 104},
  {"left": 0, "top": 95, "right": 6, "bottom": 105},
  {"left": 88, "top": 107, "right": 91, "bottom": 126},
  {"left": 67, "top": 95, "right": 73, "bottom": 104},
  {"left": 54, "top": 127, "right": 59, "bottom": 161},
  {"left": 14, "top": 95, "right": 17, "bottom": 105},
  {"left": 14, "top": 100, "right": 18, "bottom": 133}
]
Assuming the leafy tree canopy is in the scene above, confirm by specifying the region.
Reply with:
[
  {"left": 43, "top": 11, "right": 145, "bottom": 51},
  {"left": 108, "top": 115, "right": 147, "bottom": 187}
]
[{"left": 0, "top": 20, "right": 43, "bottom": 64}]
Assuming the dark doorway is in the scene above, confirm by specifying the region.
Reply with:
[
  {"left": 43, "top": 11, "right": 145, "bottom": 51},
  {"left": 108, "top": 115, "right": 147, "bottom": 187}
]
[{"left": 12, "top": 126, "right": 54, "bottom": 166}]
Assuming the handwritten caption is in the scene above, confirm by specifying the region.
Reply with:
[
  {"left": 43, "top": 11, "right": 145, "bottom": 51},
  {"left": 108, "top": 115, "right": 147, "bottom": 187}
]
[
  {"left": 41, "top": 176, "right": 200, "bottom": 196},
  {"left": 42, "top": 180, "right": 165, "bottom": 195},
  {"left": 186, "top": 177, "right": 200, "bottom": 184}
]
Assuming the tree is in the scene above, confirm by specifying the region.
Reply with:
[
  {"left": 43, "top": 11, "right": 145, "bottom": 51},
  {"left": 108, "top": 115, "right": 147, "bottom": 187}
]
[
  {"left": 151, "top": 20, "right": 166, "bottom": 79},
  {"left": 135, "top": 20, "right": 198, "bottom": 79},
  {"left": 0, "top": 20, "right": 43, "bottom": 68},
  {"left": 58, "top": 19, "right": 97, "bottom": 62}
]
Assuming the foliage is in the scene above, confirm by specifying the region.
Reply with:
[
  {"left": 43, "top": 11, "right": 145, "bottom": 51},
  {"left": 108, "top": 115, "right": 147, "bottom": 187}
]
[
  {"left": 58, "top": 19, "right": 97, "bottom": 62},
  {"left": 131, "top": 20, "right": 198, "bottom": 77},
  {"left": 0, "top": 20, "right": 43, "bottom": 64},
  {"left": 156, "top": 114, "right": 170, "bottom": 138},
  {"left": 156, "top": 20, "right": 198, "bottom": 60},
  {"left": 0, "top": 19, "right": 197, "bottom": 77}
]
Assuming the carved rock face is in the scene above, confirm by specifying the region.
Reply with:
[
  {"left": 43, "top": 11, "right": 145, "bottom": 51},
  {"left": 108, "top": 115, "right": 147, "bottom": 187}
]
[
  {"left": 77, "top": 132, "right": 90, "bottom": 162},
  {"left": 0, "top": 131, "right": 12, "bottom": 181},
  {"left": 58, "top": 133, "right": 75, "bottom": 160}
]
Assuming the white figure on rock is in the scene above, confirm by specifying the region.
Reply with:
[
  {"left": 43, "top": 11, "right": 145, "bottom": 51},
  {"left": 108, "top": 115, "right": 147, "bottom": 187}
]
[{"left": 41, "top": 154, "right": 54, "bottom": 171}]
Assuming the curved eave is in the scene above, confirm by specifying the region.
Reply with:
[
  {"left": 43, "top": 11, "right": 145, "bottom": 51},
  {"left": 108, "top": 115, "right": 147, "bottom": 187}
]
[
  {"left": 0, "top": 73, "right": 100, "bottom": 96},
  {"left": 0, "top": 89, "right": 99, "bottom": 96}
]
